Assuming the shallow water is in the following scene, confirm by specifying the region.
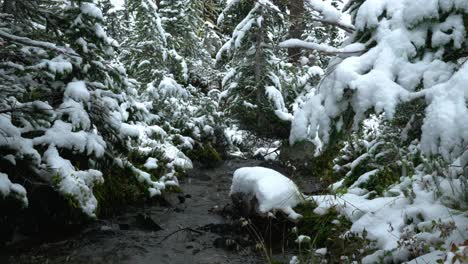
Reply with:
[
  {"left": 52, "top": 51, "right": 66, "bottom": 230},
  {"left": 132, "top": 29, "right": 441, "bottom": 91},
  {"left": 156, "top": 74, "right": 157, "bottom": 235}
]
[
  {"left": 1, "top": 159, "right": 322, "bottom": 264},
  {"left": 2, "top": 160, "right": 264, "bottom": 264}
]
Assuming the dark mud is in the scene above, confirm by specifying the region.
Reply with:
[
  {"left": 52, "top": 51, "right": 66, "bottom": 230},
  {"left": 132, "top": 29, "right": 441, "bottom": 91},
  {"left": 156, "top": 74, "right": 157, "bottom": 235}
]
[{"left": 0, "top": 159, "right": 322, "bottom": 264}]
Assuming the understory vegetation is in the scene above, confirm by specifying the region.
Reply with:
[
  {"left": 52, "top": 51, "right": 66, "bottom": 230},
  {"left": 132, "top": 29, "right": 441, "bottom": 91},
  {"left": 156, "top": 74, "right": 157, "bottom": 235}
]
[{"left": 0, "top": 0, "right": 467, "bottom": 263}]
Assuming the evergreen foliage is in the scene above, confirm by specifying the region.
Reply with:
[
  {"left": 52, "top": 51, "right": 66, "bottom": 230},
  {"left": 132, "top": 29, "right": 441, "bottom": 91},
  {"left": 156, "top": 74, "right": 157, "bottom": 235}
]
[
  {"left": 216, "top": 0, "right": 293, "bottom": 138},
  {"left": 1, "top": 1, "right": 466, "bottom": 262}
]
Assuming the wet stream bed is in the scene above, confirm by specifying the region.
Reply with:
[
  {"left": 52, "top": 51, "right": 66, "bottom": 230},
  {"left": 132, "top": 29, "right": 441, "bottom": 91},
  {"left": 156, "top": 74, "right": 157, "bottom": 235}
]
[{"left": 1, "top": 159, "right": 323, "bottom": 264}]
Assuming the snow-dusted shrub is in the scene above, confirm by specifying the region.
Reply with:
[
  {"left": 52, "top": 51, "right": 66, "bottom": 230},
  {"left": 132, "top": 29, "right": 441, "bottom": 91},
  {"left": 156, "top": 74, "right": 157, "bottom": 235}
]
[{"left": 0, "top": 1, "right": 195, "bottom": 220}]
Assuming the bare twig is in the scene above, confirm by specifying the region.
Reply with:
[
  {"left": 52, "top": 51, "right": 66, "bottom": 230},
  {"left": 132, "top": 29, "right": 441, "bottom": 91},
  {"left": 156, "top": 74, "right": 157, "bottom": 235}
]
[{"left": 157, "top": 227, "right": 204, "bottom": 244}]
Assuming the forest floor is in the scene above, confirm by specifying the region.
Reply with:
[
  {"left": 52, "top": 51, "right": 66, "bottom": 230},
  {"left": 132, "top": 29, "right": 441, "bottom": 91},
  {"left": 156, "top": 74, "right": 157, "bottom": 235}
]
[{"left": 1, "top": 159, "right": 322, "bottom": 264}]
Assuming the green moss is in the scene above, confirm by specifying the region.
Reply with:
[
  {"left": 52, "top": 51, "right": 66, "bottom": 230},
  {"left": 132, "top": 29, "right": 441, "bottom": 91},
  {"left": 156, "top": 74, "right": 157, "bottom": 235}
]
[
  {"left": 361, "top": 165, "right": 400, "bottom": 195},
  {"left": 165, "top": 185, "right": 182, "bottom": 193},
  {"left": 293, "top": 202, "right": 376, "bottom": 263},
  {"left": 187, "top": 143, "right": 223, "bottom": 168},
  {"left": 281, "top": 139, "right": 342, "bottom": 181},
  {"left": 51, "top": 173, "right": 61, "bottom": 186},
  {"left": 63, "top": 194, "right": 81, "bottom": 210},
  {"left": 335, "top": 186, "right": 348, "bottom": 195},
  {"left": 93, "top": 165, "right": 149, "bottom": 217},
  {"left": 294, "top": 202, "right": 348, "bottom": 247}
]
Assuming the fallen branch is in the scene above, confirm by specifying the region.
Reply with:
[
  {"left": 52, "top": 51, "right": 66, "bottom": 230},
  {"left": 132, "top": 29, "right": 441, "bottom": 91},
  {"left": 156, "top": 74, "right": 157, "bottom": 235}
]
[{"left": 157, "top": 227, "right": 204, "bottom": 244}]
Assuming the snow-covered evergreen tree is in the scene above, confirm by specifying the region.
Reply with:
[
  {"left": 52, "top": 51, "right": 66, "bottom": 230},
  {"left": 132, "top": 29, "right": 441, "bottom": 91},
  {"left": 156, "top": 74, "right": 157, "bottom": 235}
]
[
  {"left": 217, "top": 0, "right": 295, "bottom": 138},
  {"left": 121, "top": 0, "right": 187, "bottom": 84},
  {"left": 98, "top": 0, "right": 130, "bottom": 43},
  {"left": 0, "top": 0, "right": 129, "bottom": 215},
  {"left": 286, "top": 1, "right": 468, "bottom": 261},
  {"left": 119, "top": 0, "right": 224, "bottom": 157},
  {"left": 0, "top": 0, "right": 192, "bottom": 219},
  {"left": 289, "top": 0, "right": 468, "bottom": 165},
  {"left": 158, "top": 0, "right": 203, "bottom": 57}
]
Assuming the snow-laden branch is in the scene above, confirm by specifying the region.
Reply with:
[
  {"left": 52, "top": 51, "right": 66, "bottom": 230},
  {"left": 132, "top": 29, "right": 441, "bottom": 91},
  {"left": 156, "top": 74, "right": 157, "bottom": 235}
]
[
  {"left": 279, "top": 39, "right": 366, "bottom": 56},
  {"left": 309, "top": 16, "right": 354, "bottom": 33},
  {"left": 305, "top": 0, "right": 354, "bottom": 33},
  {"left": 0, "top": 30, "right": 79, "bottom": 57}
]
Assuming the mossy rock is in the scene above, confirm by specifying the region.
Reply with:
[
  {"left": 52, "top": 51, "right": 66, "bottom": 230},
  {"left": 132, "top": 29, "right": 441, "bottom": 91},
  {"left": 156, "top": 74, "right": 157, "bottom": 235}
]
[{"left": 187, "top": 144, "right": 223, "bottom": 168}]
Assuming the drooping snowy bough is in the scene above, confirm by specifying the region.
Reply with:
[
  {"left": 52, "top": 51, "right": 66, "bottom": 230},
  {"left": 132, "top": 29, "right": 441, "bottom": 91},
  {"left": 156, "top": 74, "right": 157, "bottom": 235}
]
[
  {"left": 230, "top": 167, "right": 303, "bottom": 222},
  {"left": 288, "top": 0, "right": 468, "bottom": 163},
  {"left": 281, "top": 0, "right": 468, "bottom": 262}
]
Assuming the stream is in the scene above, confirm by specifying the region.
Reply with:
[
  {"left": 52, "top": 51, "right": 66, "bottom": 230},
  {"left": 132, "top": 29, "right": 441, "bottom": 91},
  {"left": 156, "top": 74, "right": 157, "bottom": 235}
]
[{"left": 1, "top": 159, "right": 322, "bottom": 264}]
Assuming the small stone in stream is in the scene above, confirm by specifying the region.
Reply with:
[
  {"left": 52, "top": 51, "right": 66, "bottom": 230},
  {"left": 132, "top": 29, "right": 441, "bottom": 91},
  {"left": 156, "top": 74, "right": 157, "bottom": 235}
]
[
  {"left": 119, "top": 223, "right": 130, "bottom": 230},
  {"left": 192, "top": 248, "right": 200, "bottom": 255},
  {"left": 213, "top": 237, "right": 224, "bottom": 248},
  {"left": 186, "top": 245, "right": 194, "bottom": 249},
  {"left": 174, "top": 207, "right": 184, "bottom": 213},
  {"left": 135, "top": 213, "right": 163, "bottom": 231},
  {"left": 208, "top": 205, "right": 220, "bottom": 214},
  {"left": 100, "top": 225, "right": 112, "bottom": 231},
  {"left": 185, "top": 194, "right": 191, "bottom": 198},
  {"left": 177, "top": 195, "right": 186, "bottom": 204}
]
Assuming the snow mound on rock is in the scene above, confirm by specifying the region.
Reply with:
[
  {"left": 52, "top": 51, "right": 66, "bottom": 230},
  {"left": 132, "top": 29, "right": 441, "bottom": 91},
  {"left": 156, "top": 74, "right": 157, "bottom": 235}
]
[{"left": 230, "top": 167, "right": 303, "bottom": 221}]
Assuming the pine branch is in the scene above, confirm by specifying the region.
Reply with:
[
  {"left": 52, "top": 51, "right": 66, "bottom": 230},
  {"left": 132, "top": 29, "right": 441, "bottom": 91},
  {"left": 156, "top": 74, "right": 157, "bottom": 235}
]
[
  {"left": 279, "top": 39, "right": 366, "bottom": 57},
  {"left": 0, "top": 29, "right": 79, "bottom": 57}
]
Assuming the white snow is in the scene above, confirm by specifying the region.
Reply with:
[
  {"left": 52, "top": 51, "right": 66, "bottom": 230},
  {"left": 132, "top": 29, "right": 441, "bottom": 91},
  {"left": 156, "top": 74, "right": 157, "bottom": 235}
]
[
  {"left": 305, "top": 0, "right": 354, "bottom": 31},
  {"left": 265, "top": 86, "right": 293, "bottom": 121},
  {"left": 64, "top": 81, "right": 90, "bottom": 102},
  {"left": 310, "top": 172, "right": 468, "bottom": 261},
  {"left": 0, "top": 172, "right": 28, "bottom": 206},
  {"left": 144, "top": 157, "right": 159, "bottom": 170},
  {"left": 151, "top": 76, "right": 189, "bottom": 99},
  {"left": 230, "top": 167, "right": 303, "bottom": 221},
  {"left": 253, "top": 145, "right": 279, "bottom": 161},
  {"left": 34, "top": 120, "right": 106, "bottom": 158},
  {"left": 289, "top": 0, "right": 468, "bottom": 162},
  {"left": 80, "top": 3, "right": 103, "bottom": 20},
  {"left": 42, "top": 145, "right": 103, "bottom": 216},
  {"left": 280, "top": 39, "right": 365, "bottom": 55},
  {"left": 315, "top": 248, "right": 327, "bottom": 256},
  {"left": 295, "top": 235, "right": 311, "bottom": 244}
]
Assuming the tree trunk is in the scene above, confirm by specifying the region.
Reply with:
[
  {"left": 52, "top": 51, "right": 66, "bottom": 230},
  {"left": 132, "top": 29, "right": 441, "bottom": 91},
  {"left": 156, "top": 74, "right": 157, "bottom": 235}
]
[
  {"left": 287, "top": 0, "right": 304, "bottom": 63},
  {"left": 255, "top": 9, "right": 264, "bottom": 128}
]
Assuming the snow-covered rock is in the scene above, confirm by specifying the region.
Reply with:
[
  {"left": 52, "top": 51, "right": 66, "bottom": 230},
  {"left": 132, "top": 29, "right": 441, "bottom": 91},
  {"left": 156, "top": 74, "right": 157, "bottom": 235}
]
[{"left": 230, "top": 167, "right": 303, "bottom": 221}]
